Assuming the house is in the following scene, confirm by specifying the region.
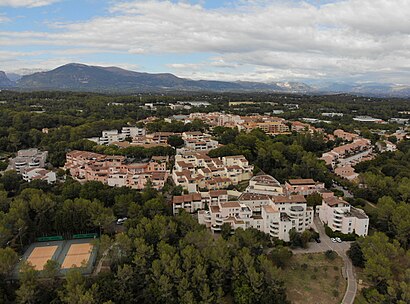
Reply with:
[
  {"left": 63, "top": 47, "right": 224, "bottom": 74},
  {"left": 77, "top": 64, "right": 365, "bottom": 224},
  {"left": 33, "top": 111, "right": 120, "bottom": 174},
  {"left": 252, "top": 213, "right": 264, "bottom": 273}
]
[
  {"left": 333, "top": 129, "right": 359, "bottom": 141},
  {"left": 22, "top": 168, "right": 56, "bottom": 184},
  {"left": 246, "top": 175, "right": 283, "bottom": 195},
  {"left": 376, "top": 140, "right": 397, "bottom": 153},
  {"left": 318, "top": 196, "right": 369, "bottom": 236},
  {"left": 334, "top": 166, "right": 359, "bottom": 181}
]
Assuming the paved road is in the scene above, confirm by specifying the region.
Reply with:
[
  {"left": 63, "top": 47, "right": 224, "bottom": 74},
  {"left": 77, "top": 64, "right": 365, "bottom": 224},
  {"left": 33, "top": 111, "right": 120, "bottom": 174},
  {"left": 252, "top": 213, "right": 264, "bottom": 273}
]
[
  {"left": 333, "top": 183, "right": 353, "bottom": 198},
  {"left": 292, "top": 217, "right": 357, "bottom": 304}
]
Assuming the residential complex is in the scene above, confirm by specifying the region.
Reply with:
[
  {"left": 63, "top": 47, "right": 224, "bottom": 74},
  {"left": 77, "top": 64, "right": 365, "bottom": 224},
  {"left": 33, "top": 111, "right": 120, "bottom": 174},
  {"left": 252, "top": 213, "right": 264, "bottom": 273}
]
[
  {"left": 197, "top": 174, "right": 314, "bottom": 241},
  {"left": 321, "top": 138, "right": 373, "bottom": 169},
  {"left": 318, "top": 195, "right": 369, "bottom": 236},
  {"left": 172, "top": 153, "right": 253, "bottom": 192},
  {"left": 64, "top": 150, "right": 169, "bottom": 190}
]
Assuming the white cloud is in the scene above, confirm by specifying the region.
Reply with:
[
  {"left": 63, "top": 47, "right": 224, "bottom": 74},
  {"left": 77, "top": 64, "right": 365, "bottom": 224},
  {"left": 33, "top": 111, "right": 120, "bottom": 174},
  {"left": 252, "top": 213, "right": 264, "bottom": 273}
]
[
  {"left": 0, "top": 0, "right": 59, "bottom": 7},
  {"left": 1, "top": 0, "right": 410, "bottom": 83},
  {"left": 0, "top": 13, "right": 10, "bottom": 22}
]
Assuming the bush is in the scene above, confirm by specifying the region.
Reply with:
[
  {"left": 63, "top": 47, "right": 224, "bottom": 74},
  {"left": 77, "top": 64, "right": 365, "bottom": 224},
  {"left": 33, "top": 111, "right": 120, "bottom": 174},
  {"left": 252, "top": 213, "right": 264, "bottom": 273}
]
[
  {"left": 332, "top": 289, "right": 340, "bottom": 298},
  {"left": 325, "top": 250, "right": 337, "bottom": 260}
]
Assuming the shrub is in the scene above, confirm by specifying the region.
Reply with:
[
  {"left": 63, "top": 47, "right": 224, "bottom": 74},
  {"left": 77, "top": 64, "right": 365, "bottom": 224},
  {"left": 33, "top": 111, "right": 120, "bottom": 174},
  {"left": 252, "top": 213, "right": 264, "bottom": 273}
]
[{"left": 325, "top": 250, "right": 337, "bottom": 260}]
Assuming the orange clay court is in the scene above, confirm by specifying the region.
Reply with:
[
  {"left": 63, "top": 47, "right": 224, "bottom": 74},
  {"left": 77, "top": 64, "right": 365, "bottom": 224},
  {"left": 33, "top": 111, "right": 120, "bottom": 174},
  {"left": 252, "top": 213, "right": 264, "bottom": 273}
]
[
  {"left": 61, "top": 243, "right": 93, "bottom": 269},
  {"left": 27, "top": 246, "right": 58, "bottom": 271}
]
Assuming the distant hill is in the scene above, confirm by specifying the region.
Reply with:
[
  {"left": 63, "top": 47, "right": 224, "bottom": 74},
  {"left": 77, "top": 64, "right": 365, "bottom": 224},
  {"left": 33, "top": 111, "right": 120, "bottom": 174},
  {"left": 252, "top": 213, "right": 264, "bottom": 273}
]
[
  {"left": 312, "top": 82, "right": 410, "bottom": 98},
  {"left": 16, "top": 63, "right": 291, "bottom": 93},
  {"left": 0, "top": 71, "right": 14, "bottom": 88},
  {"left": 4, "top": 63, "right": 409, "bottom": 96}
]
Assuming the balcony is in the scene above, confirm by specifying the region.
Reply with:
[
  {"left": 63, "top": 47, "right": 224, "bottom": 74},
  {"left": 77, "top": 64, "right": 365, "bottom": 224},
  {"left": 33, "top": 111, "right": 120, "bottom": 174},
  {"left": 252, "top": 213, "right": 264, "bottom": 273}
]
[
  {"left": 204, "top": 212, "right": 211, "bottom": 223},
  {"left": 333, "top": 222, "right": 342, "bottom": 229},
  {"left": 211, "top": 225, "right": 221, "bottom": 232}
]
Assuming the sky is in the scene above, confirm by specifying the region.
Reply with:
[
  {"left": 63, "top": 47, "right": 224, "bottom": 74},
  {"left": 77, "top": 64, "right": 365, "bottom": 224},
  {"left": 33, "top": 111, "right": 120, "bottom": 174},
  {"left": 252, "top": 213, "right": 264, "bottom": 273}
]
[{"left": 0, "top": 0, "right": 409, "bottom": 84}]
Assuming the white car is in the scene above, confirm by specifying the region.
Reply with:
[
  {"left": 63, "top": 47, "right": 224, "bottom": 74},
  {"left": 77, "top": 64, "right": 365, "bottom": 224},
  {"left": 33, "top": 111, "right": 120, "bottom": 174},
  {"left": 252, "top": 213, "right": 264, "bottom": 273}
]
[
  {"left": 335, "top": 237, "right": 342, "bottom": 243},
  {"left": 331, "top": 238, "right": 337, "bottom": 243},
  {"left": 116, "top": 217, "right": 128, "bottom": 225}
]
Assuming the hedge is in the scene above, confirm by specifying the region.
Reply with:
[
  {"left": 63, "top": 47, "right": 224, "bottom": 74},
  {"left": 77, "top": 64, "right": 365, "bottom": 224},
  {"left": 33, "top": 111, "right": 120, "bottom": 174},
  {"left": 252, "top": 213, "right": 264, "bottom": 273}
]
[{"left": 324, "top": 224, "right": 357, "bottom": 241}]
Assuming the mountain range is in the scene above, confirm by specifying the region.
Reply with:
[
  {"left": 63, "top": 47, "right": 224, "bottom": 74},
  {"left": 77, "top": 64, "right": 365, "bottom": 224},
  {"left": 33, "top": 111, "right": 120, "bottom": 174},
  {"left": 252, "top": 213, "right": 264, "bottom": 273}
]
[{"left": 0, "top": 63, "right": 409, "bottom": 97}]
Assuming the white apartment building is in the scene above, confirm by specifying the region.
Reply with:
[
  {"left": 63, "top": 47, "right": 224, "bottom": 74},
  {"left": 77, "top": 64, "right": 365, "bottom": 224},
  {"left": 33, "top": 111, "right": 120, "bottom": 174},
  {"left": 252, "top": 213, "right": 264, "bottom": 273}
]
[
  {"left": 172, "top": 190, "right": 228, "bottom": 215},
  {"left": 8, "top": 148, "right": 48, "bottom": 173},
  {"left": 99, "top": 130, "right": 126, "bottom": 145},
  {"left": 87, "top": 127, "right": 146, "bottom": 146},
  {"left": 177, "top": 131, "right": 219, "bottom": 154},
  {"left": 318, "top": 196, "right": 369, "bottom": 236},
  {"left": 121, "top": 126, "right": 146, "bottom": 138},
  {"left": 197, "top": 174, "right": 314, "bottom": 241}
]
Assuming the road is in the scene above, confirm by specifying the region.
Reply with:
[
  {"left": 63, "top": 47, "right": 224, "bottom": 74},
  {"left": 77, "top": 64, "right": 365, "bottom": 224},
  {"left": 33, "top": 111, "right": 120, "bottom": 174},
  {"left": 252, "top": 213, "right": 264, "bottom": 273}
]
[
  {"left": 333, "top": 183, "right": 353, "bottom": 198},
  {"left": 292, "top": 217, "right": 357, "bottom": 304}
]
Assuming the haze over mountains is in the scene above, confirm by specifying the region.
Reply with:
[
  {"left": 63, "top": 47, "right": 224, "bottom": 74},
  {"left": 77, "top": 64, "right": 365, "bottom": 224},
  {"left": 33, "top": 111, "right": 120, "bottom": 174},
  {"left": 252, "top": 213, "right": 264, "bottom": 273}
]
[{"left": 1, "top": 63, "right": 409, "bottom": 97}]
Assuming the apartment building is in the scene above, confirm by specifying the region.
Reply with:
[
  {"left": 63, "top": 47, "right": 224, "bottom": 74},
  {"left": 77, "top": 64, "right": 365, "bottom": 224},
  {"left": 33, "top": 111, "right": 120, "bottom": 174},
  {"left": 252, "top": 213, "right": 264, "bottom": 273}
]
[
  {"left": 22, "top": 168, "right": 56, "bottom": 184},
  {"left": 197, "top": 174, "right": 314, "bottom": 241},
  {"left": 285, "top": 179, "right": 325, "bottom": 196},
  {"left": 64, "top": 150, "right": 169, "bottom": 190},
  {"left": 172, "top": 153, "right": 253, "bottom": 193},
  {"left": 333, "top": 129, "right": 359, "bottom": 141},
  {"left": 121, "top": 126, "right": 146, "bottom": 138},
  {"left": 172, "top": 190, "right": 228, "bottom": 215},
  {"left": 177, "top": 131, "right": 219, "bottom": 154},
  {"left": 8, "top": 148, "right": 48, "bottom": 173},
  {"left": 318, "top": 195, "right": 369, "bottom": 236},
  {"left": 321, "top": 138, "right": 373, "bottom": 168},
  {"left": 254, "top": 121, "right": 290, "bottom": 135}
]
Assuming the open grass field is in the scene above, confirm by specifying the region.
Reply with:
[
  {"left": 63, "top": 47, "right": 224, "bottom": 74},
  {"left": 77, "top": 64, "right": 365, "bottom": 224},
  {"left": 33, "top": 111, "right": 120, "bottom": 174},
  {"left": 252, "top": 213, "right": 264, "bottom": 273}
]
[{"left": 283, "top": 253, "right": 347, "bottom": 304}]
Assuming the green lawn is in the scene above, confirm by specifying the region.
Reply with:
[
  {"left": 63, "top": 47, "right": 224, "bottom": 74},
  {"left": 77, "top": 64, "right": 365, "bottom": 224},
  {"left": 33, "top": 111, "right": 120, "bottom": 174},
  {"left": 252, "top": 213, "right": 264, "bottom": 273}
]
[{"left": 283, "top": 253, "right": 347, "bottom": 304}]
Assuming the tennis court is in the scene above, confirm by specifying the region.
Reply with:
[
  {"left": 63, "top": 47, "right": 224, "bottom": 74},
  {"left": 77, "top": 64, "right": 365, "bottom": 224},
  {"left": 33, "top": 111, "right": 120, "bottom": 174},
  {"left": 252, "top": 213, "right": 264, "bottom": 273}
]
[
  {"left": 26, "top": 245, "right": 58, "bottom": 270},
  {"left": 61, "top": 243, "right": 94, "bottom": 269}
]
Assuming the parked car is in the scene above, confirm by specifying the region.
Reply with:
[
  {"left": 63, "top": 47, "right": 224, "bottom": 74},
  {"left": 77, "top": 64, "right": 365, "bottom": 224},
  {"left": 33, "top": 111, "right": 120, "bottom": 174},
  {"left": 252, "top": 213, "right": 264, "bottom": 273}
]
[
  {"left": 315, "top": 238, "right": 321, "bottom": 243},
  {"left": 331, "top": 238, "right": 337, "bottom": 243},
  {"left": 116, "top": 217, "right": 128, "bottom": 225},
  {"left": 335, "top": 237, "right": 342, "bottom": 243}
]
